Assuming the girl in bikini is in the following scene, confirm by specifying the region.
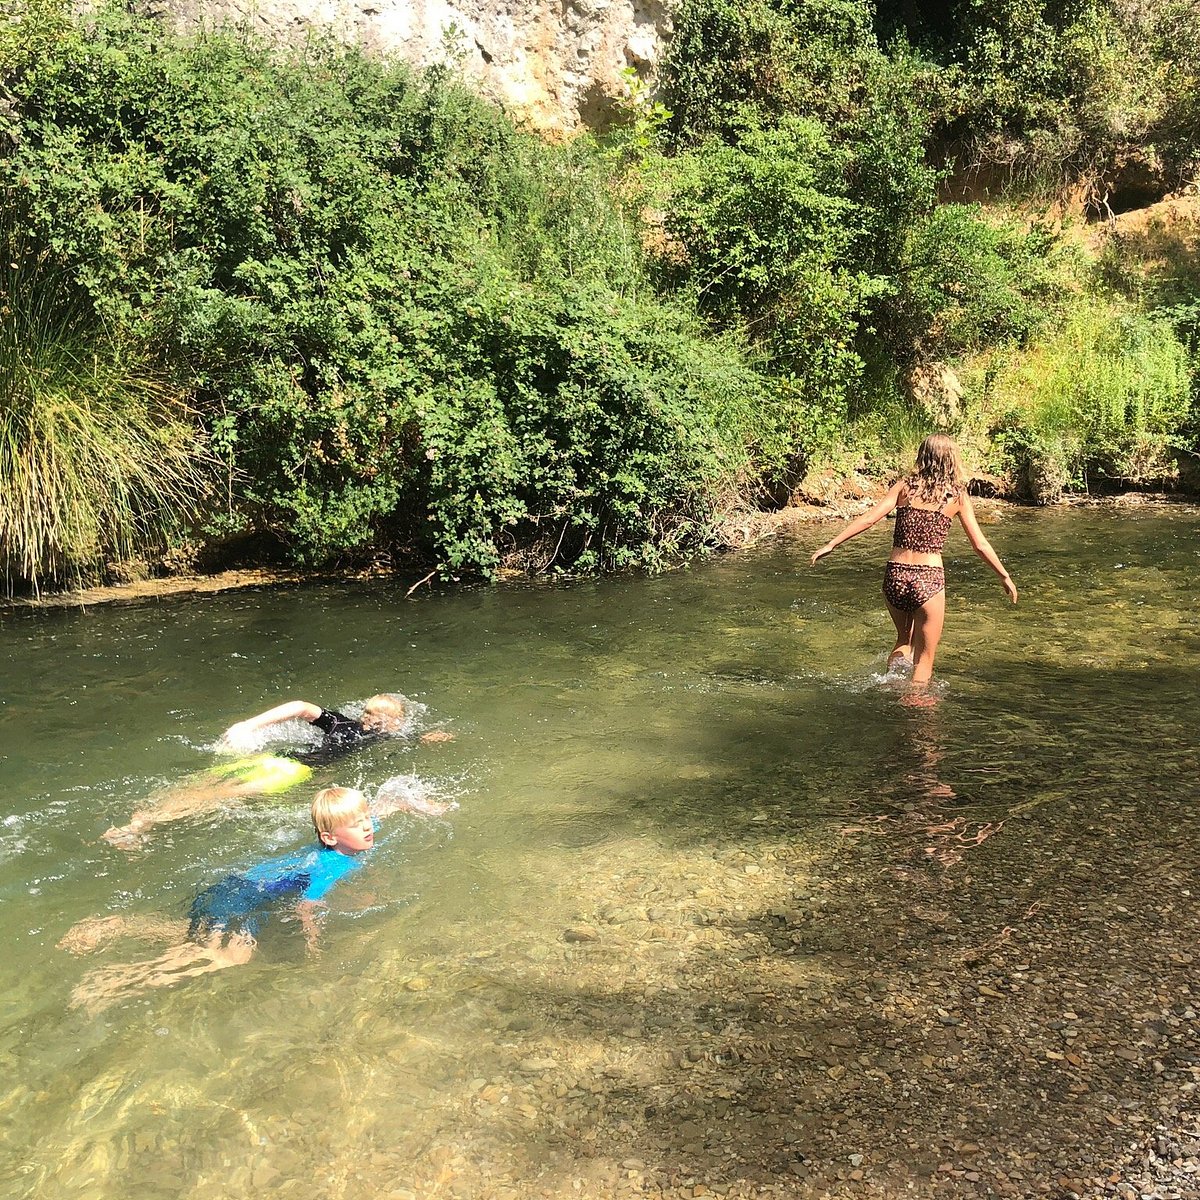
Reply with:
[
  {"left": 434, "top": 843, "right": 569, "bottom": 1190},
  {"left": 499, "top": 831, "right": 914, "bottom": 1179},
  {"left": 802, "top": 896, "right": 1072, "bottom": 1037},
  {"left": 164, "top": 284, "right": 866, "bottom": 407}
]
[{"left": 810, "top": 434, "right": 1018, "bottom": 684}]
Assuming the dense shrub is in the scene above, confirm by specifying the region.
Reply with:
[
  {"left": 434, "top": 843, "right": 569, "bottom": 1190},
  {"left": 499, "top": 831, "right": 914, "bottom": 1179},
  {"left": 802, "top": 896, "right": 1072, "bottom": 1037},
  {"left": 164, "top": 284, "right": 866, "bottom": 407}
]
[
  {"left": 664, "top": 120, "right": 867, "bottom": 355},
  {"left": 986, "top": 301, "right": 1194, "bottom": 498},
  {"left": 656, "top": 1, "right": 1064, "bottom": 429},
  {"left": 661, "top": 0, "right": 879, "bottom": 146},
  {"left": 0, "top": 6, "right": 788, "bottom": 582},
  {"left": 883, "top": 204, "right": 1065, "bottom": 363},
  {"left": 874, "top": 0, "right": 1198, "bottom": 194}
]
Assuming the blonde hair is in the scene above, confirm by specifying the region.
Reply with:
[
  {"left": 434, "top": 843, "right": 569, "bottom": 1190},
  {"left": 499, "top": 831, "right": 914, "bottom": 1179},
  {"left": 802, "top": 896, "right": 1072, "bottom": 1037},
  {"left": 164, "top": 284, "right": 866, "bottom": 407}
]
[
  {"left": 312, "top": 786, "right": 368, "bottom": 840},
  {"left": 909, "top": 434, "right": 965, "bottom": 503},
  {"left": 363, "top": 693, "right": 406, "bottom": 727}
]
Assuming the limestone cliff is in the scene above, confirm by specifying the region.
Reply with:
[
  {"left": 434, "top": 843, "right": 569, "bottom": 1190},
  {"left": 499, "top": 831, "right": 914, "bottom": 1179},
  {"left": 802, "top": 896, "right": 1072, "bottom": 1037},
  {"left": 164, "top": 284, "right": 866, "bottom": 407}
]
[{"left": 139, "top": 0, "right": 673, "bottom": 130}]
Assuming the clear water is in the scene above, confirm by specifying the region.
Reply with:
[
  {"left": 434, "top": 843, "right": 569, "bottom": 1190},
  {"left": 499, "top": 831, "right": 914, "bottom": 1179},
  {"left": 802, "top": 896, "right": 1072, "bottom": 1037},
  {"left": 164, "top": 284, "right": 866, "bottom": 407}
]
[{"left": 0, "top": 504, "right": 1196, "bottom": 1197}]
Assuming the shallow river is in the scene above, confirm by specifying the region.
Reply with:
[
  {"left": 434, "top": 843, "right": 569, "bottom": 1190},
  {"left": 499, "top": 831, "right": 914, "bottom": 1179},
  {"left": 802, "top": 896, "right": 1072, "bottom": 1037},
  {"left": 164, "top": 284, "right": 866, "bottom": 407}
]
[{"left": 1, "top": 504, "right": 1197, "bottom": 1198}]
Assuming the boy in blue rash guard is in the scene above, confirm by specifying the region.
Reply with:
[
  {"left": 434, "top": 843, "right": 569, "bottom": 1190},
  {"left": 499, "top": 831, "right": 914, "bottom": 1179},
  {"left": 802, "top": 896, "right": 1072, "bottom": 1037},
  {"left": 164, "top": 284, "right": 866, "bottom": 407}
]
[
  {"left": 188, "top": 787, "right": 380, "bottom": 952},
  {"left": 64, "top": 785, "right": 448, "bottom": 1011}
]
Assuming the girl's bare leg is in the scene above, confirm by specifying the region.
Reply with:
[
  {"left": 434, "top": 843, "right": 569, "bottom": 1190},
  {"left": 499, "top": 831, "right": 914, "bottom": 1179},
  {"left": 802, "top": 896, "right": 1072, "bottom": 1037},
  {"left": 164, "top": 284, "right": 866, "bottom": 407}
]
[
  {"left": 885, "top": 601, "right": 915, "bottom": 670},
  {"left": 910, "top": 589, "right": 947, "bottom": 685}
]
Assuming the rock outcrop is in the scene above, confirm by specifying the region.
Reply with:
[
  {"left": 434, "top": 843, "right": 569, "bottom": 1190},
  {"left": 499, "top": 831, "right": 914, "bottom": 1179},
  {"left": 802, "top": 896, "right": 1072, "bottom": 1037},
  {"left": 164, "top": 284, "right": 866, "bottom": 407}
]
[
  {"left": 137, "top": 0, "right": 674, "bottom": 131},
  {"left": 906, "top": 361, "right": 965, "bottom": 428}
]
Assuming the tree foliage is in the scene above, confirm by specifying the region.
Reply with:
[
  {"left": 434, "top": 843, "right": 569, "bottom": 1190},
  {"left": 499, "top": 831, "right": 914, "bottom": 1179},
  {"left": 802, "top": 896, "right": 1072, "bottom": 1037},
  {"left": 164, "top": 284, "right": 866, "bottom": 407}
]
[{"left": 0, "top": 6, "right": 788, "bottom": 582}]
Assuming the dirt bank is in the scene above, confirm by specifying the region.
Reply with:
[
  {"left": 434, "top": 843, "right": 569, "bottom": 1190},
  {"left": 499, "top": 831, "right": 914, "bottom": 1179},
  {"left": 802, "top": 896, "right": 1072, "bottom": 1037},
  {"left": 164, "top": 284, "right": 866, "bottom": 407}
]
[{"left": 715, "top": 487, "right": 1200, "bottom": 555}]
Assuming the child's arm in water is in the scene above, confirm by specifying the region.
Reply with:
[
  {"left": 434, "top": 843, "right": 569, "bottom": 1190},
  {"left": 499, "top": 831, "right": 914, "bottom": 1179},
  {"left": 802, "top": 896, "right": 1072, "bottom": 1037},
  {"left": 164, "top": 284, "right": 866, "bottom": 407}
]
[
  {"left": 957, "top": 494, "right": 1018, "bottom": 603},
  {"left": 296, "top": 899, "right": 324, "bottom": 955},
  {"left": 374, "top": 792, "right": 454, "bottom": 818},
  {"left": 223, "top": 701, "right": 323, "bottom": 748},
  {"left": 372, "top": 776, "right": 455, "bottom": 818},
  {"left": 810, "top": 480, "right": 907, "bottom": 564}
]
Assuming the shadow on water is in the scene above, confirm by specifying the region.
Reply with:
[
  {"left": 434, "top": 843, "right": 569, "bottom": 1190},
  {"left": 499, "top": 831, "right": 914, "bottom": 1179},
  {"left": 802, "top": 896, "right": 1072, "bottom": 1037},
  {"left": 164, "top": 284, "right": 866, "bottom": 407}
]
[{"left": 344, "top": 662, "right": 1198, "bottom": 1196}]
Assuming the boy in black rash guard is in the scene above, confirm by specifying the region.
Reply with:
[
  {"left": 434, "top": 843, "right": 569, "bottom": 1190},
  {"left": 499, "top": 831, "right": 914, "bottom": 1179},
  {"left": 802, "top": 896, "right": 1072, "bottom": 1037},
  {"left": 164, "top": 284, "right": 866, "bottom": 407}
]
[
  {"left": 223, "top": 695, "right": 452, "bottom": 766},
  {"left": 103, "top": 695, "right": 452, "bottom": 849}
]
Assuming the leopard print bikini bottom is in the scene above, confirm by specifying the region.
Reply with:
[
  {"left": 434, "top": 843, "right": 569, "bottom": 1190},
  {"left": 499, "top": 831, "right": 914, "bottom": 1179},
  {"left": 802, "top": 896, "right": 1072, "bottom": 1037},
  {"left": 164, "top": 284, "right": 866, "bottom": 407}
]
[{"left": 882, "top": 562, "right": 945, "bottom": 613}]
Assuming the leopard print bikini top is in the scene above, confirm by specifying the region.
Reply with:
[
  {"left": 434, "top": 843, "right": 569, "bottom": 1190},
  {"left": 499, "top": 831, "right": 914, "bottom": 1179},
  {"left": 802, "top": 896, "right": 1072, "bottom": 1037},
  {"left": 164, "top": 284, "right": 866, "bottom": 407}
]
[{"left": 892, "top": 484, "right": 957, "bottom": 553}]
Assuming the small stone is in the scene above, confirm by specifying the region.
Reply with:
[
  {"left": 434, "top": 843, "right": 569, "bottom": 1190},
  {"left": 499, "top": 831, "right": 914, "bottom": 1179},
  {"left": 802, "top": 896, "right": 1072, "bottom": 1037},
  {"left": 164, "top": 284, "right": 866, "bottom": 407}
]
[
  {"left": 519, "top": 1058, "right": 558, "bottom": 1073},
  {"left": 251, "top": 1165, "right": 281, "bottom": 1189}
]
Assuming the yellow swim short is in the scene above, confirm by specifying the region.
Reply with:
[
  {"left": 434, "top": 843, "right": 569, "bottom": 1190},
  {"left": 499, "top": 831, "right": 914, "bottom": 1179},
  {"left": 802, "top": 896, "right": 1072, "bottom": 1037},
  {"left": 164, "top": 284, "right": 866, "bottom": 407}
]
[{"left": 208, "top": 755, "right": 312, "bottom": 794}]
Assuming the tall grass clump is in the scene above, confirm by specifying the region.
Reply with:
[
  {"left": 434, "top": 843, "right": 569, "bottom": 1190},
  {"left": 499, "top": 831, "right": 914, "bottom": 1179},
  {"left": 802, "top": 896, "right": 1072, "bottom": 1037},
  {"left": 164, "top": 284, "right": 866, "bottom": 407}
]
[
  {"left": 0, "top": 220, "right": 211, "bottom": 591},
  {"left": 983, "top": 298, "right": 1194, "bottom": 502}
]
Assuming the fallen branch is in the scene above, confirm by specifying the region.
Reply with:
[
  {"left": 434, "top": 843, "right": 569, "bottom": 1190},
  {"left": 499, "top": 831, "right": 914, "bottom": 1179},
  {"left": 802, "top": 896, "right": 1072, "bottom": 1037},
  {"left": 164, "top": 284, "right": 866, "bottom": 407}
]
[{"left": 405, "top": 568, "right": 439, "bottom": 598}]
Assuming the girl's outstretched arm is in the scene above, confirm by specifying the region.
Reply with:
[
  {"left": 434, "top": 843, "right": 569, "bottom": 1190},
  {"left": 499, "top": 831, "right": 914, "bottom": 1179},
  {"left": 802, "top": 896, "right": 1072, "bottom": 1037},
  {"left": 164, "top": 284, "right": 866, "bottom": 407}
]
[
  {"left": 957, "top": 494, "right": 1018, "bottom": 603},
  {"left": 810, "top": 480, "right": 906, "bottom": 565}
]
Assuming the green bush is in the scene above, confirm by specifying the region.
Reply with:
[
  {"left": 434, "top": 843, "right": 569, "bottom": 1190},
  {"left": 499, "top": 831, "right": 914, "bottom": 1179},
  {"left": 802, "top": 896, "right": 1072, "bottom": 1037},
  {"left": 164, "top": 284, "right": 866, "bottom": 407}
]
[
  {"left": 660, "top": 0, "right": 879, "bottom": 146},
  {"left": 0, "top": 5, "right": 789, "bottom": 580},
  {"left": 884, "top": 204, "right": 1065, "bottom": 362},
  {"left": 875, "top": 0, "right": 1196, "bottom": 195},
  {"left": 660, "top": 117, "right": 884, "bottom": 478},
  {"left": 986, "top": 300, "right": 1194, "bottom": 496},
  {"left": 656, "top": 5, "right": 949, "bottom": 434}
]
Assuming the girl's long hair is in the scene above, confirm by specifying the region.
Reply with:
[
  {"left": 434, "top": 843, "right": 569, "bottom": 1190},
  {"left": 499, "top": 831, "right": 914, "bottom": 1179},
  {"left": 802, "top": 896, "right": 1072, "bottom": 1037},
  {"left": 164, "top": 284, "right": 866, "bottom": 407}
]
[{"left": 909, "top": 434, "right": 964, "bottom": 503}]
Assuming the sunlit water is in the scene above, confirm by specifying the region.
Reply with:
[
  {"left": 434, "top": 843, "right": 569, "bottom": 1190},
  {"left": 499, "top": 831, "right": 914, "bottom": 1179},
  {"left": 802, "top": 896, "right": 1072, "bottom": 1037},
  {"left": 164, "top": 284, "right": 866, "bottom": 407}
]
[{"left": 0, "top": 503, "right": 1197, "bottom": 1197}]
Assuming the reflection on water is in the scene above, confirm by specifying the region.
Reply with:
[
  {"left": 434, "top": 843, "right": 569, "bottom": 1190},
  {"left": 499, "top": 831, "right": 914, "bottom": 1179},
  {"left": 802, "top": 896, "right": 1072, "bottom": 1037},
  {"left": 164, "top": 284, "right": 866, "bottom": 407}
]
[{"left": 1, "top": 504, "right": 1198, "bottom": 1196}]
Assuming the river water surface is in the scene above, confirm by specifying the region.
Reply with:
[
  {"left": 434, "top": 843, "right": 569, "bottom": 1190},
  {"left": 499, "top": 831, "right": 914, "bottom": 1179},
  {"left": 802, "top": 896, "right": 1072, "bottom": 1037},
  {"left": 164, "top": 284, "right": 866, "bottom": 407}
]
[{"left": 1, "top": 504, "right": 1197, "bottom": 1198}]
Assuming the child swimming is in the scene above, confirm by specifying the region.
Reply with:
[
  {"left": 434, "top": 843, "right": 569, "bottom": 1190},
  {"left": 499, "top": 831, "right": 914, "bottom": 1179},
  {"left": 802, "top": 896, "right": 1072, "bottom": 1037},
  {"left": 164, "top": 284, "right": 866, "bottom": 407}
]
[
  {"left": 103, "top": 693, "right": 453, "bottom": 847},
  {"left": 221, "top": 694, "right": 453, "bottom": 765},
  {"left": 65, "top": 783, "right": 450, "bottom": 1011},
  {"left": 810, "top": 434, "right": 1018, "bottom": 686}
]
